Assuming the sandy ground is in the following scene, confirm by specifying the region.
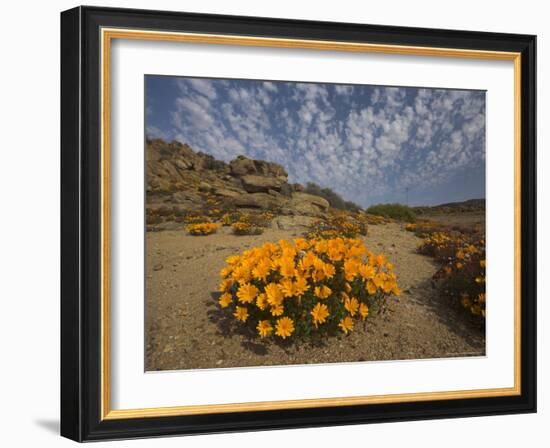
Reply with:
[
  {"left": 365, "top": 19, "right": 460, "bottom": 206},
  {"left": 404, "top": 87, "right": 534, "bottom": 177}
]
[
  {"left": 421, "top": 211, "right": 485, "bottom": 231},
  {"left": 145, "top": 223, "right": 485, "bottom": 371}
]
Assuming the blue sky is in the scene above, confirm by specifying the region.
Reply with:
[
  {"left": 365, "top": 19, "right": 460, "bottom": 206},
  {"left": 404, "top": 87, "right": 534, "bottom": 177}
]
[{"left": 145, "top": 75, "right": 486, "bottom": 207}]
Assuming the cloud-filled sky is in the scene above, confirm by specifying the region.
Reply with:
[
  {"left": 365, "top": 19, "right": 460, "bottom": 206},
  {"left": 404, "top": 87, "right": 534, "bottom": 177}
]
[{"left": 145, "top": 75, "right": 486, "bottom": 207}]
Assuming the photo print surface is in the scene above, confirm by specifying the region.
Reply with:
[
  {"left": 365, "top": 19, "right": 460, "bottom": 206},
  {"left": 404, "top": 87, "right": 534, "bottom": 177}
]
[{"left": 145, "top": 75, "right": 486, "bottom": 371}]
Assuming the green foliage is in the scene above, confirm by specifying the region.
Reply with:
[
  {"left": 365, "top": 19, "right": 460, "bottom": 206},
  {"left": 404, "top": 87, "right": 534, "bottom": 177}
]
[{"left": 366, "top": 203, "right": 416, "bottom": 222}]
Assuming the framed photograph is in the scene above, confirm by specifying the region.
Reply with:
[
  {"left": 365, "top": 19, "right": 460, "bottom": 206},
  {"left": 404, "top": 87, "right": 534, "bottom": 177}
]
[{"left": 60, "top": 6, "right": 536, "bottom": 441}]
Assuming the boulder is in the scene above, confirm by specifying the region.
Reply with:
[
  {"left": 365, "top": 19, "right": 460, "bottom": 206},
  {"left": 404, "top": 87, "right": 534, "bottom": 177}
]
[
  {"left": 280, "top": 183, "right": 293, "bottom": 197},
  {"left": 174, "top": 159, "right": 191, "bottom": 171},
  {"left": 160, "top": 159, "right": 184, "bottom": 181},
  {"left": 147, "top": 176, "right": 171, "bottom": 193},
  {"left": 233, "top": 193, "right": 286, "bottom": 210},
  {"left": 282, "top": 192, "right": 329, "bottom": 217},
  {"left": 213, "top": 188, "right": 242, "bottom": 199},
  {"left": 229, "top": 156, "right": 256, "bottom": 176},
  {"left": 229, "top": 155, "right": 288, "bottom": 179},
  {"left": 198, "top": 181, "right": 213, "bottom": 192},
  {"left": 171, "top": 191, "right": 202, "bottom": 204},
  {"left": 274, "top": 215, "right": 317, "bottom": 231},
  {"left": 240, "top": 175, "right": 285, "bottom": 193}
]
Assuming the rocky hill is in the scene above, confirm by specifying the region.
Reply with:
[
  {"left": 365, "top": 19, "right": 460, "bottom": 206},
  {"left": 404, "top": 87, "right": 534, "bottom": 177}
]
[{"left": 146, "top": 139, "right": 330, "bottom": 230}]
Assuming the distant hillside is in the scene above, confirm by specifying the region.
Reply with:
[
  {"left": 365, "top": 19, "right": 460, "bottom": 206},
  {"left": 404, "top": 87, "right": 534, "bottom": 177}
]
[{"left": 414, "top": 199, "right": 485, "bottom": 215}]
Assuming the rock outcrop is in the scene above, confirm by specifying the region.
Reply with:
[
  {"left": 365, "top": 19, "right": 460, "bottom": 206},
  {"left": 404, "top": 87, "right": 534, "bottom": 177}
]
[{"left": 146, "top": 139, "right": 329, "bottom": 222}]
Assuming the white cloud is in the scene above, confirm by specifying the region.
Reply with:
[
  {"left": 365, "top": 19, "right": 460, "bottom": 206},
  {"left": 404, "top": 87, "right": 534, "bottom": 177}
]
[
  {"left": 263, "top": 81, "right": 278, "bottom": 92},
  {"left": 146, "top": 125, "right": 169, "bottom": 140},
  {"left": 187, "top": 78, "right": 217, "bottom": 100},
  {"left": 161, "top": 77, "right": 485, "bottom": 206}
]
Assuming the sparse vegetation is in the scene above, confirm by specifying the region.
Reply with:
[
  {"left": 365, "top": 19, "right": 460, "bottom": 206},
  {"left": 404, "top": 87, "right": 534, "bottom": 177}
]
[
  {"left": 231, "top": 221, "right": 264, "bottom": 235},
  {"left": 414, "top": 220, "right": 486, "bottom": 320},
  {"left": 306, "top": 212, "right": 368, "bottom": 239},
  {"left": 366, "top": 203, "right": 416, "bottom": 222},
  {"left": 187, "top": 223, "right": 219, "bottom": 236}
]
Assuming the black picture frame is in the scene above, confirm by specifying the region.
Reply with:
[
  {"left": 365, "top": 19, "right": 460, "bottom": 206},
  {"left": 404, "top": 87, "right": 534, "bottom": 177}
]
[{"left": 61, "top": 5, "right": 536, "bottom": 442}]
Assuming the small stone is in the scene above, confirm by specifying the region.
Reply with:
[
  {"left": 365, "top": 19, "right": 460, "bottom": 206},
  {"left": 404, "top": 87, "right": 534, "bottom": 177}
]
[
  {"left": 153, "top": 263, "right": 163, "bottom": 271},
  {"left": 216, "top": 360, "right": 223, "bottom": 365}
]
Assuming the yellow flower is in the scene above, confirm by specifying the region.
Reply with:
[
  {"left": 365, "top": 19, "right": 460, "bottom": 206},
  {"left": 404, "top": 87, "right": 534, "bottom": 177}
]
[
  {"left": 231, "top": 263, "right": 252, "bottom": 284},
  {"left": 256, "top": 293, "right": 267, "bottom": 310},
  {"left": 381, "top": 278, "right": 396, "bottom": 294},
  {"left": 373, "top": 272, "right": 386, "bottom": 288},
  {"left": 233, "top": 306, "right": 249, "bottom": 322},
  {"left": 314, "top": 239, "right": 329, "bottom": 254},
  {"left": 219, "top": 279, "right": 234, "bottom": 293},
  {"left": 236, "top": 283, "right": 259, "bottom": 304},
  {"left": 338, "top": 316, "right": 354, "bottom": 334},
  {"left": 366, "top": 280, "right": 377, "bottom": 295},
  {"left": 252, "top": 258, "right": 271, "bottom": 281},
  {"left": 256, "top": 320, "right": 273, "bottom": 338},
  {"left": 275, "top": 317, "right": 295, "bottom": 339},
  {"left": 270, "top": 304, "right": 284, "bottom": 316},
  {"left": 265, "top": 282, "right": 283, "bottom": 306},
  {"left": 314, "top": 285, "right": 332, "bottom": 299},
  {"left": 300, "top": 251, "right": 318, "bottom": 269},
  {"left": 293, "top": 276, "right": 309, "bottom": 297},
  {"left": 187, "top": 222, "right": 219, "bottom": 235},
  {"left": 294, "top": 262, "right": 310, "bottom": 279},
  {"left": 280, "top": 278, "right": 295, "bottom": 298},
  {"left": 359, "top": 264, "right": 375, "bottom": 280},
  {"left": 294, "top": 238, "right": 310, "bottom": 250},
  {"left": 280, "top": 240, "right": 297, "bottom": 259},
  {"left": 218, "top": 293, "right": 232, "bottom": 308},
  {"left": 312, "top": 268, "right": 326, "bottom": 283},
  {"left": 226, "top": 255, "right": 241, "bottom": 266},
  {"left": 323, "top": 262, "right": 336, "bottom": 279},
  {"left": 219, "top": 266, "right": 233, "bottom": 278},
  {"left": 279, "top": 256, "right": 295, "bottom": 278},
  {"left": 359, "top": 303, "right": 369, "bottom": 320},
  {"left": 346, "top": 243, "right": 366, "bottom": 258},
  {"left": 344, "top": 296, "right": 360, "bottom": 316},
  {"left": 344, "top": 258, "right": 361, "bottom": 281},
  {"left": 344, "top": 282, "right": 352, "bottom": 293},
  {"left": 328, "top": 247, "right": 343, "bottom": 262},
  {"left": 311, "top": 302, "right": 329, "bottom": 327},
  {"left": 480, "top": 259, "right": 486, "bottom": 268}
]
